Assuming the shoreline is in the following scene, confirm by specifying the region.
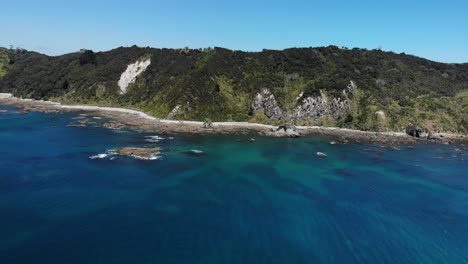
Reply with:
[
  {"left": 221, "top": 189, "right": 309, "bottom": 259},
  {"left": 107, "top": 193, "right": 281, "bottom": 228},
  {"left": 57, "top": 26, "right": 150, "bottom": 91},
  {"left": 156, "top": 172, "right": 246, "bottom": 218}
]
[{"left": 0, "top": 93, "right": 466, "bottom": 144}]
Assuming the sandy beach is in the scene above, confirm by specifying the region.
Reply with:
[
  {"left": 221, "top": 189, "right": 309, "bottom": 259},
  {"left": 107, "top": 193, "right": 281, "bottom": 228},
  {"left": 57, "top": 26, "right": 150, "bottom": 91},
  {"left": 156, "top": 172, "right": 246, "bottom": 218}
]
[{"left": 0, "top": 93, "right": 465, "bottom": 144}]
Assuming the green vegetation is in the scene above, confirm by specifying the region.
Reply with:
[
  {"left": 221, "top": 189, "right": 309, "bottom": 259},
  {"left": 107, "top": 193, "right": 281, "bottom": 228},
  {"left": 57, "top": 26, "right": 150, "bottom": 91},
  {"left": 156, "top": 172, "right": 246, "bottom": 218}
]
[
  {"left": 274, "top": 74, "right": 305, "bottom": 114},
  {"left": 0, "top": 45, "right": 467, "bottom": 132},
  {"left": 195, "top": 49, "right": 216, "bottom": 69},
  {"left": 0, "top": 51, "right": 9, "bottom": 77}
]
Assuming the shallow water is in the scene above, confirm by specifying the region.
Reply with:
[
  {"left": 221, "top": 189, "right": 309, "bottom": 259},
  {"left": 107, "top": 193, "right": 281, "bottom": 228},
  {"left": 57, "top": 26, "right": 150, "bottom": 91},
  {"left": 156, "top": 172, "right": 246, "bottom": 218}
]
[{"left": 0, "top": 106, "right": 467, "bottom": 263}]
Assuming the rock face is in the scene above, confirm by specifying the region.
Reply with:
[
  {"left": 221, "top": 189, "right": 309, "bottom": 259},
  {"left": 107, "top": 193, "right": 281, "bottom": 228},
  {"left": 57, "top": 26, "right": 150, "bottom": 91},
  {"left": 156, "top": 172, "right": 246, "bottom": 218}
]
[
  {"left": 290, "top": 91, "right": 351, "bottom": 121},
  {"left": 250, "top": 82, "right": 353, "bottom": 123},
  {"left": 115, "top": 147, "right": 160, "bottom": 159},
  {"left": 167, "top": 105, "right": 182, "bottom": 119},
  {"left": 118, "top": 57, "right": 151, "bottom": 94},
  {"left": 405, "top": 125, "right": 423, "bottom": 137},
  {"left": 250, "top": 89, "right": 283, "bottom": 120}
]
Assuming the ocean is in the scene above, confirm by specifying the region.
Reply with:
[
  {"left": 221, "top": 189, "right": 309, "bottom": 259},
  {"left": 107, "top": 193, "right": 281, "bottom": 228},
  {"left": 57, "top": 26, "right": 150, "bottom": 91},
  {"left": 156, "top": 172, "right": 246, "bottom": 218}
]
[{"left": 0, "top": 105, "right": 467, "bottom": 263}]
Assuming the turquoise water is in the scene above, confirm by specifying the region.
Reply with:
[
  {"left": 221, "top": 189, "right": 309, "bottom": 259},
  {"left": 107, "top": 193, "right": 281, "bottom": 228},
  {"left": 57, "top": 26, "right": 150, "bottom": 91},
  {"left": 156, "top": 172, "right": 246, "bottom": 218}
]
[{"left": 0, "top": 105, "right": 467, "bottom": 264}]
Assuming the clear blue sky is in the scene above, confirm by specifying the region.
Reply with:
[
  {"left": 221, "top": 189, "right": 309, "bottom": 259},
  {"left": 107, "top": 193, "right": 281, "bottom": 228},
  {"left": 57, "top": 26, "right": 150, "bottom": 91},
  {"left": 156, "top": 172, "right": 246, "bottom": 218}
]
[{"left": 2, "top": 0, "right": 467, "bottom": 63}]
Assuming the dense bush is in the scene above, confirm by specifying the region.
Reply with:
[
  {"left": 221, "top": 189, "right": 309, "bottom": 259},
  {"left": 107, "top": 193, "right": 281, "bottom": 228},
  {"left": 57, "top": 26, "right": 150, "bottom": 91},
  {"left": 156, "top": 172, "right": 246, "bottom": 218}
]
[{"left": 0, "top": 45, "right": 467, "bottom": 131}]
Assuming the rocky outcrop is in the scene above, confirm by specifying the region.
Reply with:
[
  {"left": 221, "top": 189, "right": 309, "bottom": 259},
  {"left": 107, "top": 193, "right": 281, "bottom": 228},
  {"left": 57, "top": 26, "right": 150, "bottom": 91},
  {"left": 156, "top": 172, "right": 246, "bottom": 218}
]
[
  {"left": 271, "top": 125, "right": 300, "bottom": 137},
  {"left": 115, "top": 147, "right": 161, "bottom": 159},
  {"left": 103, "top": 122, "right": 126, "bottom": 130},
  {"left": 202, "top": 118, "right": 213, "bottom": 129},
  {"left": 250, "top": 89, "right": 283, "bottom": 120},
  {"left": 289, "top": 91, "right": 351, "bottom": 121},
  {"left": 405, "top": 125, "right": 423, "bottom": 137}
]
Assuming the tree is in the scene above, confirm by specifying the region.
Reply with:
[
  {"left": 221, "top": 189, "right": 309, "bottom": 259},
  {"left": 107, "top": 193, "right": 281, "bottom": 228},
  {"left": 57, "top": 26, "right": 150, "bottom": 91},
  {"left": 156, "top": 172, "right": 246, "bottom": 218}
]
[{"left": 79, "top": 50, "right": 97, "bottom": 65}]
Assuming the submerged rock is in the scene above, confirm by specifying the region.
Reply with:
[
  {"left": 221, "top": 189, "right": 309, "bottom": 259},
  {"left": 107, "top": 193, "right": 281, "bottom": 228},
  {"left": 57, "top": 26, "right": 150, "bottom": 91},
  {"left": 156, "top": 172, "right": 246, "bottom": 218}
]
[
  {"left": 338, "top": 137, "right": 349, "bottom": 144},
  {"left": 182, "top": 149, "right": 205, "bottom": 156},
  {"left": 103, "top": 122, "right": 126, "bottom": 130}
]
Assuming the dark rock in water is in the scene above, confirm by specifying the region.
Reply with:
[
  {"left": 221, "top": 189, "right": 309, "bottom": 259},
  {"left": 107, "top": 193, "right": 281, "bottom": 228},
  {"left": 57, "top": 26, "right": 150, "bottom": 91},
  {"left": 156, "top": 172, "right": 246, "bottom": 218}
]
[
  {"left": 405, "top": 125, "right": 423, "bottom": 138},
  {"left": 103, "top": 122, "right": 126, "bottom": 130}
]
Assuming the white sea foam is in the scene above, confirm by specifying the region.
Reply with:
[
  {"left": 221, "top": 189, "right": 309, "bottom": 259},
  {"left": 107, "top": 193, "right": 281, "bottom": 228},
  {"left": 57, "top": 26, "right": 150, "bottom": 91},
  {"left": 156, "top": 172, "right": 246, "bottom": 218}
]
[
  {"left": 190, "top": 150, "right": 204, "bottom": 154},
  {"left": 146, "top": 135, "right": 165, "bottom": 140},
  {"left": 89, "top": 153, "right": 108, "bottom": 159},
  {"left": 89, "top": 149, "right": 118, "bottom": 160},
  {"left": 130, "top": 154, "right": 162, "bottom": 161},
  {"left": 145, "top": 135, "right": 165, "bottom": 142}
]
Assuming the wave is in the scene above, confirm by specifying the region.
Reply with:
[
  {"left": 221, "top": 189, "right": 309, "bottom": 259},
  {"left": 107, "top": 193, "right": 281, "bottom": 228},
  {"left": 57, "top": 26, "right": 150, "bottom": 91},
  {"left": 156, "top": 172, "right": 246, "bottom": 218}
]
[
  {"left": 89, "top": 149, "right": 118, "bottom": 160},
  {"left": 89, "top": 153, "right": 108, "bottom": 159},
  {"left": 130, "top": 154, "right": 162, "bottom": 161},
  {"left": 145, "top": 135, "right": 167, "bottom": 142}
]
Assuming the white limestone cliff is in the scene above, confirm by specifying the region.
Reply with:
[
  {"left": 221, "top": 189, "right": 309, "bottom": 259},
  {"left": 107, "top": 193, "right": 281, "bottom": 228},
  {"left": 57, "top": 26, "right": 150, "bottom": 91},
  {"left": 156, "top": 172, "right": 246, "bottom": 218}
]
[{"left": 118, "top": 58, "right": 151, "bottom": 94}]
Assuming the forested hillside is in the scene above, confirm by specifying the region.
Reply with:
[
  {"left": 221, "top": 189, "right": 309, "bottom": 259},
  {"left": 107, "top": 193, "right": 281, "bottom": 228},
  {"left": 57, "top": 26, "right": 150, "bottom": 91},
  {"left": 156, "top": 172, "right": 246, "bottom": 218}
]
[{"left": 1, "top": 46, "right": 467, "bottom": 132}]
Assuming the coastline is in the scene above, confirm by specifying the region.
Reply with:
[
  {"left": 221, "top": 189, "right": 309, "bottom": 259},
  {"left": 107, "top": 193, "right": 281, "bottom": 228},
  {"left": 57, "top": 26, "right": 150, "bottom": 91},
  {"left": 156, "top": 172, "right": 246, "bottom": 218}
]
[{"left": 0, "top": 93, "right": 465, "bottom": 144}]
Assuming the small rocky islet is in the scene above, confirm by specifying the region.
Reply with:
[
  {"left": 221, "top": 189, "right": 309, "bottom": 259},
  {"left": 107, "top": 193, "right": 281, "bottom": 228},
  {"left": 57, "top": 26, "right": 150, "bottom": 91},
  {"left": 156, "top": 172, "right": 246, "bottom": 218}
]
[{"left": 114, "top": 147, "right": 161, "bottom": 159}]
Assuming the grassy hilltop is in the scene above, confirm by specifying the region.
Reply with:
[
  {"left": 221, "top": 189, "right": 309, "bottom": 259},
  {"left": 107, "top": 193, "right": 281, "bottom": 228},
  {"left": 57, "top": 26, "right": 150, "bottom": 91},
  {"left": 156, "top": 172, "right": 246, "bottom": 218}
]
[{"left": 0, "top": 46, "right": 467, "bottom": 133}]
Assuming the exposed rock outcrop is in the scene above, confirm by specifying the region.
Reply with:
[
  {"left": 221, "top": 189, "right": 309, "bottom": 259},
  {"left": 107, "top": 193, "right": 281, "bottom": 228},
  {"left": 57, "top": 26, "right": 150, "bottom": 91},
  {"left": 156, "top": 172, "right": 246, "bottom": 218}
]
[
  {"left": 272, "top": 125, "right": 300, "bottom": 137},
  {"left": 118, "top": 57, "right": 151, "bottom": 94},
  {"left": 290, "top": 91, "right": 351, "bottom": 121},
  {"left": 405, "top": 125, "right": 423, "bottom": 137},
  {"left": 250, "top": 89, "right": 283, "bottom": 120},
  {"left": 115, "top": 147, "right": 161, "bottom": 159},
  {"left": 202, "top": 119, "right": 213, "bottom": 129}
]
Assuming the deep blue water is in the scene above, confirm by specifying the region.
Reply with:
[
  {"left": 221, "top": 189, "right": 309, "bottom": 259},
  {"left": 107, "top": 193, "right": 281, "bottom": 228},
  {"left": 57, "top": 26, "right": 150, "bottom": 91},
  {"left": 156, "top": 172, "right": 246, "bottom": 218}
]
[{"left": 0, "top": 105, "right": 467, "bottom": 264}]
